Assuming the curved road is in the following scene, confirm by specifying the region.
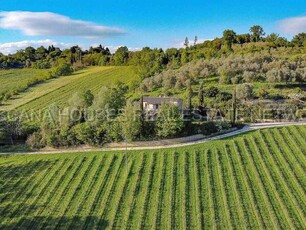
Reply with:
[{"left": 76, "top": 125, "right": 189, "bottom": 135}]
[{"left": 2, "top": 122, "right": 306, "bottom": 155}]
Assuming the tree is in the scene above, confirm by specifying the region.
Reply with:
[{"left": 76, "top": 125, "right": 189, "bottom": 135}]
[
  {"left": 113, "top": 46, "right": 129, "bottom": 65},
  {"left": 92, "top": 82, "right": 127, "bottom": 114},
  {"left": 198, "top": 81, "right": 204, "bottom": 106},
  {"left": 292, "top": 33, "right": 306, "bottom": 47},
  {"left": 119, "top": 102, "right": 141, "bottom": 142},
  {"left": 275, "top": 37, "right": 289, "bottom": 47},
  {"left": 35, "top": 46, "right": 48, "bottom": 60},
  {"left": 194, "top": 36, "right": 198, "bottom": 46},
  {"left": 232, "top": 87, "right": 237, "bottom": 125},
  {"left": 250, "top": 25, "right": 265, "bottom": 42},
  {"left": 266, "top": 33, "right": 279, "bottom": 43},
  {"left": 92, "top": 87, "right": 111, "bottom": 110},
  {"left": 24, "top": 46, "right": 36, "bottom": 61},
  {"left": 236, "top": 34, "right": 251, "bottom": 44},
  {"left": 156, "top": 103, "right": 184, "bottom": 138},
  {"left": 69, "top": 93, "right": 85, "bottom": 109},
  {"left": 82, "top": 90, "right": 94, "bottom": 107},
  {"left": 236, "top": 83, "right": 254, "bottom": 100},
  {"left": 184, "top": 37, "right": 189, "bottom": 48},
  {"left": 223, "top": 30, "right": 236, "bottom": 50},
  {"left": 181, "top": 49, "right": 189, "bottom": 64},
  {"left": 185, "top": 79, "right": 193, "bottom": 110}
]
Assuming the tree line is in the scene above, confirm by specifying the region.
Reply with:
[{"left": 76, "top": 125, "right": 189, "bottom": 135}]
[{"left": 2, "top": 25, "right": 306, "bottom": 79}]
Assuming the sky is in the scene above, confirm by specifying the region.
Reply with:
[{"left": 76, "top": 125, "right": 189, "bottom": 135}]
[{"left": 1, "top": 0, "right": 306, "bottom": 54}]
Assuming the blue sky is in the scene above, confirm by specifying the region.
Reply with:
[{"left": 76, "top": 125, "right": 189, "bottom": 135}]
[{"left": 1, "top": 0, "right": 306, "bottom": 53}]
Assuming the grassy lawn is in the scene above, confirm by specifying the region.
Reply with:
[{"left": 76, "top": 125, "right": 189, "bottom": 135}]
[{"left": 0, "top": 125, "right": 305, "bottom": 229}]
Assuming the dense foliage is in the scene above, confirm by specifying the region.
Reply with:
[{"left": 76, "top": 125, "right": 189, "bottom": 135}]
[
  {"left": 140, "top": 49, "right": 306, "bottom": 94},
  {"left": 2, "top": 26, "right": 306, "bottom": 80}
]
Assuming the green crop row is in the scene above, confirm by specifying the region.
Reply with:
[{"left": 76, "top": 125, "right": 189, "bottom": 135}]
[{"left": 0, "top": 126, "right": 305, "bottom": 229}]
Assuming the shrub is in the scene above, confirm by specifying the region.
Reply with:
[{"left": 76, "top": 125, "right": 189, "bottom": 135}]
[
  {"left": 54, "top": 63, "right": 74, "bottom": 76},
  {"left": 119, "top": 102, "right": 141, "bottom": 142},
  {"left": 104, "top": 121, "right": 123, "bottom": 143},
  {"left": 26, "top": 131, "right": 44, "bottom": 149},
  {"left": 156, "top": 103, "right": 184, "bottom": 138},
  {"left": 206, "top": 87, "right": 220, "bottom": 97}
]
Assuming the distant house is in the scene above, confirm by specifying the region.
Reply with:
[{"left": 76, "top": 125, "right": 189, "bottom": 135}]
[{"left": 142, "top": 97, "right": 183, "bottom": 112}]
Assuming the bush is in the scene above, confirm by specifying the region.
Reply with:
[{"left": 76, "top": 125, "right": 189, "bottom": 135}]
[
  {"left": 72, "top": 123, "right": 96, "bottom": 145},
  {"left": 72, "top": 123, "right": 107, "bottom": 146},
  {"left": 156, "top": 103, "right": 184, "bottom": 138},
  {"left": 26, "top": 131, "right": 44, "bottom": 149},
  {"left": 104, "top": 121, "right": 123, "bottom": 143},
  {"left": 206, "top": 87, "right": 220, "bottom": 97},
  {"left": 72, "top": 61, "right": 85, "bottom": 71},
  {"left": 191, "top": 121, "right": 232, "bottom": 135},
  {"left": 54, "top": 63, "right": 74, "bottom": 76}
]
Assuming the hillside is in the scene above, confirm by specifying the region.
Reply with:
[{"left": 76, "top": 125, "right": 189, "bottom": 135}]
[
  {"left": 0, "top": 66, "right": 138, "bottom": 112},
  {"left": 0, "top": 125, "right": 305, "bottom": 229},
  {"left": 0, "top": 68, "right": 52, "bottom": 105}
]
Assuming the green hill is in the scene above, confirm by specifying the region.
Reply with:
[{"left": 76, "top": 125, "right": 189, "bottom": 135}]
[
  {"left": 0, "top": 66, "right": 138, "bottom": 112},
  {"left": 0, "top": 125, "right": 305, "bottom": 229}
]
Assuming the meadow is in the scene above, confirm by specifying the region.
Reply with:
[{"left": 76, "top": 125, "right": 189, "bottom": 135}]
[
  {"left": 0, "top": 125, "right": 305, "bottom": 229},
  {"left": 0, "top": 66, "right": 138, "bottom": 111}
]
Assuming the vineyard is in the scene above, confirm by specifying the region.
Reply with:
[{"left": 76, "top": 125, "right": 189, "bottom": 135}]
[
  {"left": 0, "top": 125, "right": 305, "bottom": 229},
  {"left": 0, "top": 66, "right": 138, "bottom": 111},
  {"left": 0, "top": 69, "right": 51, "bottom": 103}
]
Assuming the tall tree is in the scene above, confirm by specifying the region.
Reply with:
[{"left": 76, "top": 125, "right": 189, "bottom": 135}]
[
  {"left": 223, "top": 30, "right": 237, "bottom": 50},
  {"left": 119, "top": 102, "right": 141, "bottom": 142},
  {"left": 194, "top": 36, "right": 198, "bottom": 46},
  {"left": 250, "top": 25, "right": 265, "bottom": 42},
  {"left": 232, "top": 87, "right": 237, "bottom": 125},
  {"left": 184, "top": 37, "right": 189, "bottom": 48},
  {"left": 186, "top": 80, "right": 193, "bottom": 110},
  {"left": 198, "top": 81, "right": 204, "bottom": 106},
  {"left": 113, "top": 46, "right": 129, "bottom": 65}
]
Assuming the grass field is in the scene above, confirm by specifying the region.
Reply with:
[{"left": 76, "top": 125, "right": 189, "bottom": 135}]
[
  {"left": 0, "top": 66, "right": 138, "bottom": 111},
  {"left": 0, "top": 69, "right": 51, "bottom": 102},
  {"left": 0, "top": 125, "right": 305, "bottom": 229}
]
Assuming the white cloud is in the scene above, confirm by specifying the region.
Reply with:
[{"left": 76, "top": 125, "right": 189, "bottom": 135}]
[
  {"left": 279, "top": 16, "right": 306, "bottom": 34},
  {"left": 0, "top": 11, "right": 124, "bottom": 38},
  {"left": 0, "top": 39, "right": 74, "bottom": 54}
]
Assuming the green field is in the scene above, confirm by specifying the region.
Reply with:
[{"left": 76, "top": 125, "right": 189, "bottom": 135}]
[
  {"left": 0, "top": 125, "right": 305, "bottom": 229},
  {"left": 0, "top": 69, "right": 51, "bottom": 101},
  {"left": 0, "top": 66, "right": 138, "bottom": 111}
]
